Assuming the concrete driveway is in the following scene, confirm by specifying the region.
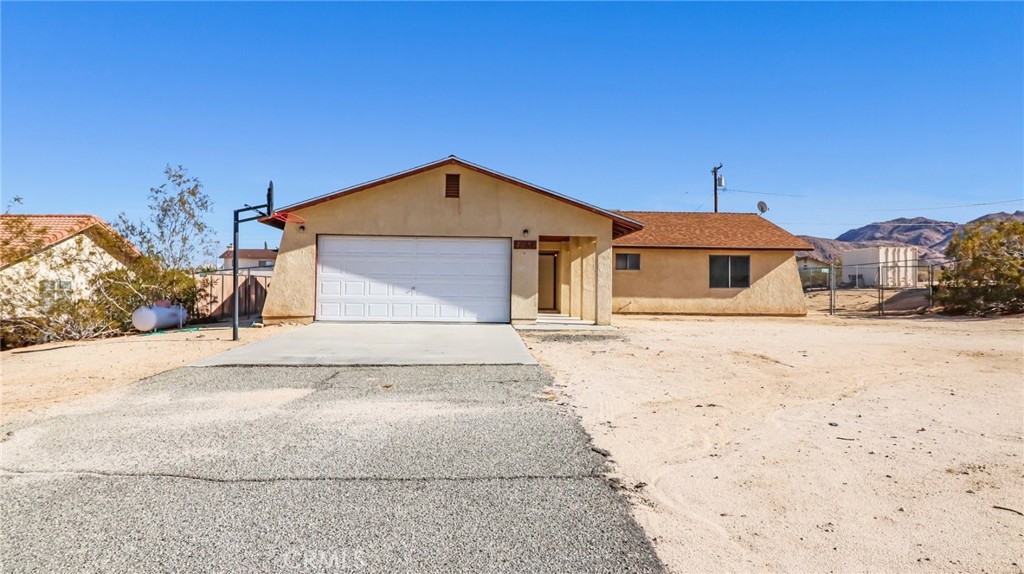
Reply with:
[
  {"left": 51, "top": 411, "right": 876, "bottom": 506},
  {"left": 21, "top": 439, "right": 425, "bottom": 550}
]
[
  {"left": 0, "top": 364, "right": 662, "bottom": 573},
  {"left": 193, "top": 323, "right": 537, "bottom": 366}
]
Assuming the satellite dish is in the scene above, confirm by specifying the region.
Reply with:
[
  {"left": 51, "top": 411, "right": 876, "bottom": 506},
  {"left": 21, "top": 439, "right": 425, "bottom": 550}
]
[{"left": 757, "top": 201, "right": 769, "bottom": 215}]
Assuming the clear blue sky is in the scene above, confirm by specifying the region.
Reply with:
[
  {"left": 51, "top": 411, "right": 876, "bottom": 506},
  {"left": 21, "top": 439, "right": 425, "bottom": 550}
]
[{"left": 3, "top": 2, "right": 1022, "bottom": 253}]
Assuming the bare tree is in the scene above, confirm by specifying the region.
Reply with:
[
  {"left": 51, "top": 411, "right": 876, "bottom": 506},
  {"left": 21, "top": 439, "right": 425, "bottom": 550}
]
[{"left": 116, "top": 165, "right": 216, "bottom": 270}]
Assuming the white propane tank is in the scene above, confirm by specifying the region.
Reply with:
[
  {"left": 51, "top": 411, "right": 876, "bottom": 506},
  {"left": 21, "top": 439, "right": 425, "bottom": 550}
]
[{"left": 132, "top": 305, "right": 188, "bottom": 332}]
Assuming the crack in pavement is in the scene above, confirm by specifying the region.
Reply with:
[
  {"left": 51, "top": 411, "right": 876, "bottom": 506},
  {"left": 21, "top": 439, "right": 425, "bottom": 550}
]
[{"left": 0, "top": 467, "right": 606, "bottom": 485}]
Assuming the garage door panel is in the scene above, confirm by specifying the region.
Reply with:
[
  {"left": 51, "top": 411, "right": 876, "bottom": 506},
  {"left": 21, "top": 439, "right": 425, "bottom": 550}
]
[
  {"left": 319, "top": 259, "right": 342, "bottom": 275},
  {"left": 319, "top": 281, "right": 341, "bottom": 295},
  {"left": 438, "top": 304, "right": 460, "bottom": 318},
  {"left": 393, "top": 283, "right": 415, "bottom": 297},
  {"left": 416, "top": 281, "right": 462, "bottom": 298},
  {"left": 461, "top": 280, "right": 507, "bottom": 297},
  {"left": 343, "top": 281, "right": 366, "bottom": 296},
  {"left": 463, "top": 304, "right": 507, "bottom": 321},
  {"left": 320, "top": 302, "right": 341, "bottom": 316},
  {"left": 316, "top": 236, "right": 510, "bottom": 322},
  {"left": 367, "top": 281, "right": 390, "bottom": 296}
]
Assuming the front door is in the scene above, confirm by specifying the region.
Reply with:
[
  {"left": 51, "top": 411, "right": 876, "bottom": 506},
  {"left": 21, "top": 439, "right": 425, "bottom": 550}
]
[{"left": 538, "top": 252, "right": 558, "bottom": 312}]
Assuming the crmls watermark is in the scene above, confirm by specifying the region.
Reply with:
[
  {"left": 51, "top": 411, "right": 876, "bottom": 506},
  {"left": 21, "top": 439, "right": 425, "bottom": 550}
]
[{"left": 280, "top": 548, "right": 368, "bottom": 571}]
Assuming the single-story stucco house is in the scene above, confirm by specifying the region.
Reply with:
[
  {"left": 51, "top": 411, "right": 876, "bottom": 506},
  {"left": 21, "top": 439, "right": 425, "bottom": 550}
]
[
  {"left": 0, "top": 214, "right": 139, "bottom": 316},
  {"left": 260, "top": 157, "right": 811, "bottom": 325}
]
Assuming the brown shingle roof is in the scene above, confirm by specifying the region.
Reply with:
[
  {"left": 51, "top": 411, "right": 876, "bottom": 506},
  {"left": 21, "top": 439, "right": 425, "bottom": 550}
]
[
  {"left": 218, "top": 248, "right": 279, "bottom": 259},
  {"left": 613, "top": 211, "right": 813, "bottom": 250},
  {"left": 0, "top": 214, "right": 139, "bottom": 267}
]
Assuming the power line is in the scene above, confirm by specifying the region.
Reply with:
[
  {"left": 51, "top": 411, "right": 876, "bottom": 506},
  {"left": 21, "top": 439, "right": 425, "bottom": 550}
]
[
  {"left": 822, "top": 198, "right": 1023, "bottom": 212},
  {"left": 720, "top": 187, "right": 1020, "bottom": 211},
  {"left": 721, "top": 187, "right": 805, "bottom": 198}
]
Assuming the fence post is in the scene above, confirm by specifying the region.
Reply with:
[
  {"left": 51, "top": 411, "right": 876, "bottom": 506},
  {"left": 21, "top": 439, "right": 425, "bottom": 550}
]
[
  {"left": 829, "top": 263, "right": 836, "bottom": 315},
  {"left": 928, "top": 264, "right": 934, "bottom": 308},
  {"left": 878, "top": 264, "right": 884, "bottom": 316}
]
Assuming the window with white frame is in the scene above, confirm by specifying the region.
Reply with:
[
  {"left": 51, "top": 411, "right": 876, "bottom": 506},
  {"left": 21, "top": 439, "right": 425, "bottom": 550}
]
[{"left": 39, "top": 279, "right": 73, "bottom": 304}]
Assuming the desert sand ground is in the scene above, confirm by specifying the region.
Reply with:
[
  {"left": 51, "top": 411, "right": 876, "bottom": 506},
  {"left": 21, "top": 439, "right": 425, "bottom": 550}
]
[
  {"left": 522, "top": 314, "right": 1024, "bottom": 574},
  {"left": 0, "top": 323, "right": 297, "bottom": 423}
]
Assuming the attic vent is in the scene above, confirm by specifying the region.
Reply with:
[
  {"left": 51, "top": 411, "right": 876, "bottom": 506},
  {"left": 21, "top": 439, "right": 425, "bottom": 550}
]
[{"left": 445, "top": 174, "right": 460, "bottom": 198}]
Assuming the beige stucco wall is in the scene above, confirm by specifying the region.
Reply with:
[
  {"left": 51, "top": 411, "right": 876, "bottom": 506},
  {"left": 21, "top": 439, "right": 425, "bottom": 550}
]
[
  {"left": 262, "top": 165, "right": 614, "bottom": 324},
  {"left": 1, "top": 232, "right": 127, "bottom": 317},
  {"left": 611, "top": 248, "right": 807, "bottom": 315}
]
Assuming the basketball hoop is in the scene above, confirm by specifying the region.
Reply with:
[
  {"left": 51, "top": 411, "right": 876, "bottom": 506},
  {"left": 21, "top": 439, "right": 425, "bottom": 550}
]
[{"left": 269, "top": 211, "right": 306, "bottom": 225}]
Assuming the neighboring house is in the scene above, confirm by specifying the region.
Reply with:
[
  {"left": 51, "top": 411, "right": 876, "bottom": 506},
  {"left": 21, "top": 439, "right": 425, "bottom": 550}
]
[
  {"left": 0, "top": 214, "right": 139, "bottom": 315},
  {"left": 795, "top": 254, "right": 833, "bottom": 290},
  {"left": 796, "top": 254, "right": 831, "bottom": 269},
  {"left": 611, "top": 212, "right": 812, "bottom": 315},
  {"left": 258, "top": 157, "right": 810, "bottom": 325},
  {"left": 840, "top": 246, "right": 919, "bottom": 288},
  {"left": 218, "top": 247, "right": 278, "bottom": 274}
]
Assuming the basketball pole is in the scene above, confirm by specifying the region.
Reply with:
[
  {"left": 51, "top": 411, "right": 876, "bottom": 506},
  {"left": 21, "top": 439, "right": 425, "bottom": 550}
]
[{"left": 232, "top": 181, "right": 274, "bottom": 342}]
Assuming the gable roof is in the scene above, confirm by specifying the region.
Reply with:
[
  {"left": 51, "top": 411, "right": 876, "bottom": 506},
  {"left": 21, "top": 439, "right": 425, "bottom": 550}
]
[
  {"left": 613, "top": 211, "right": 813, "bottom": 250},
  {"left": 219, "top": 248, "right": 279, "bottom": 259},
  {"left": 261, "top": 156, "right": 644, "bottom": 239},
  {"left": 0, "top": 214, "right": 139, "bottom": 268}
]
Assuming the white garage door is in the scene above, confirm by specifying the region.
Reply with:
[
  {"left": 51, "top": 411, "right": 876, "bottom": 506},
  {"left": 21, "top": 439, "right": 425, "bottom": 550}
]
[{"left": 316, "top": 236, "right": 511, "bottom": 323}]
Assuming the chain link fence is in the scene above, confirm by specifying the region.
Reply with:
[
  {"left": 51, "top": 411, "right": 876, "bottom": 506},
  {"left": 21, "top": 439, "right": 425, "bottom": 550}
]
[{"left": 803, "top": 262, "right": 947, "bottom": 316}]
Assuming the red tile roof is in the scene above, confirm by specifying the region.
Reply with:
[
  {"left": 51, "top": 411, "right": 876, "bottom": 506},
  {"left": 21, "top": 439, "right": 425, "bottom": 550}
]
[
  {"left": 613, "top": 211, "right": 812, "bottom": 250},
  {"left": 0, "top": 214, "right": 139, "bottom": 267},
  {"left": 218, "top": 248, "right": 279, "bottom": 259}
]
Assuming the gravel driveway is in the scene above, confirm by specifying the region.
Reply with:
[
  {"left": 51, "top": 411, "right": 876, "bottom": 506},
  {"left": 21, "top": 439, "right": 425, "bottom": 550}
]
[{"left": 0, "top": 365, "right": 662, "bottom": 573}]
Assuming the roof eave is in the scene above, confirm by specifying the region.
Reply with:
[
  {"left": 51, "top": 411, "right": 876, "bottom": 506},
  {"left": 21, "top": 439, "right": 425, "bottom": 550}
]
[
  {"left": 613, "top": 244, "right": 812, "bottom": 251},
  {"left": 264, "top": 156, "right": 645, "bottom": 235}
]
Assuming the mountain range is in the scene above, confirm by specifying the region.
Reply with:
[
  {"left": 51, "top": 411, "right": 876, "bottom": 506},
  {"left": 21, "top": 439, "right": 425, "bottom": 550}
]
[{"left": 797, "top": 210, "right": 1024, "bottom": 263}]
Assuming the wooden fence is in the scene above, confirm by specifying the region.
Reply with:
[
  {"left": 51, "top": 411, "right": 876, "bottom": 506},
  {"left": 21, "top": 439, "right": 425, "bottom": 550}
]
[{"left": 192, "top": 269, "right": 271, "bottom": 320}]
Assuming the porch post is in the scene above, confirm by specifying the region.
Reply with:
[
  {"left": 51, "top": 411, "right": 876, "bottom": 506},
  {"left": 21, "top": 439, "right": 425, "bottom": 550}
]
[
  {"left": 596, "top": 233, "right": 612, "bottom": 325},
  {"left": 580, "top": 237, "right": 597, "bottom": 322},
  {"left": 569, "top": 237, "right": 583, "bottom": 318}
]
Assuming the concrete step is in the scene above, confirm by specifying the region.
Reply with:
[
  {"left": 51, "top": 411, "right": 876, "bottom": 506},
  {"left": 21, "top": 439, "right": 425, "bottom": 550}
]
[{"left": 535, "top": 316, "right": 595, "bottom": 326}]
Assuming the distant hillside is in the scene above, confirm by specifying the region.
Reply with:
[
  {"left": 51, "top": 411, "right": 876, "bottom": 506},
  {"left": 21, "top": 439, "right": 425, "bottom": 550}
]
[
  {"left": 797, "top": 211, "right": 1023, "bottom": 264},
  {"left": 931, "top": 210, "right": 1024, "bottom": 252},
  {"left": 835, "top": 217, "right": 957, "bottom": 248},
  {"left": 966, "top": 210, "right": 1024, "bottom": 224},
  {"left": 796, "top": 236, "right": 945, "bottom": 264}
]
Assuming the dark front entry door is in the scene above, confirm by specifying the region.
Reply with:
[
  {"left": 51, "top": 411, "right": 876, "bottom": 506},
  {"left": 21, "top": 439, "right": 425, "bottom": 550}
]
[{"left": 538, "top": 252, "right": 558, "bottom": 311}]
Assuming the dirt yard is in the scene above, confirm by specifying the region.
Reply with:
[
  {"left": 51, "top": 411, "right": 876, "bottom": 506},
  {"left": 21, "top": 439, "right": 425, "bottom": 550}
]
[
  {"left": 0, "top": 324, "right": 297, "bottom": 423},
  {"left": 522, "top": 314, "right": 1024, "bottom": 574}
]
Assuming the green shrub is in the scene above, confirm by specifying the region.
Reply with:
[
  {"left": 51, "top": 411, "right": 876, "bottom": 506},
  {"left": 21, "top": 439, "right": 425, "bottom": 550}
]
[{"left": 939, "top": 219, "right": 1024, "bottom": 315}]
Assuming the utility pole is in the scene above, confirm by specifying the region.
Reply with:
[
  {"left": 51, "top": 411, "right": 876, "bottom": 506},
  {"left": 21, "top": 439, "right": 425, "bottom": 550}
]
[{"left": 711, "top": 163, "right": 723, "bottom": 213}]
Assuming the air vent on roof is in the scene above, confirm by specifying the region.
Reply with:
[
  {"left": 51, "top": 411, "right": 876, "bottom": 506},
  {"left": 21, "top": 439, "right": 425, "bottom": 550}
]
[{"left": 445, "top": 174, "right": 460, "bottom": 198}]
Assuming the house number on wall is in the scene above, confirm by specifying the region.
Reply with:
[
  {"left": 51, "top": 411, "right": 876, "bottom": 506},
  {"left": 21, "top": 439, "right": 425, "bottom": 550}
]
[{"left": 514, "top": 240, "right": 538, "bottom": 249}]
